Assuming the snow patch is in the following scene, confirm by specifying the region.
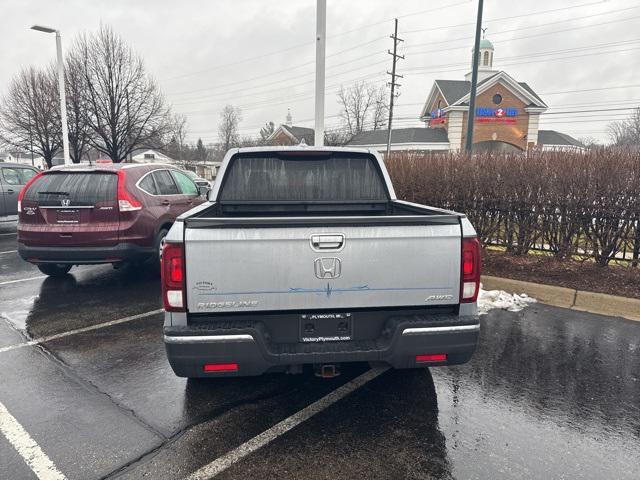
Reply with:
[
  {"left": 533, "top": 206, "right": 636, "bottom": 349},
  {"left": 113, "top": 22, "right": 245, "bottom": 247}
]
[{"left": 477, "top": 286, "right": 537, "bottom": 315}]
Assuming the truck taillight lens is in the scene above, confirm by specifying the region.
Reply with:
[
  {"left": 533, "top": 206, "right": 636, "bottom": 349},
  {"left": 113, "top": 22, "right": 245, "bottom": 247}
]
[
  {"left": 17, "top": 172, "right": 44, "bottom": 213},
  {"left": 162, "top": 242, "right": 185, "bottom": 312},
  {"left": 461, "top": 237, "right": 481, "bottom": 303},
  {"left": 117, "top": 170, "right": 142, "bottom": 212}
]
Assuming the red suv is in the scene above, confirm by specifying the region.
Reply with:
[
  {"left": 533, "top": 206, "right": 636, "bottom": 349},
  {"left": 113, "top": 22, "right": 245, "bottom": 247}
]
[{"left": 17, "top": 163, "right": 206, "bottom": 276}]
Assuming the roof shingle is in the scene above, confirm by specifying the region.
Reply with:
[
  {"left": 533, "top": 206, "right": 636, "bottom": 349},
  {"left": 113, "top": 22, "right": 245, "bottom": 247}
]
[{"left": 347, "top": 127, "right": 448, "bottom": 146}]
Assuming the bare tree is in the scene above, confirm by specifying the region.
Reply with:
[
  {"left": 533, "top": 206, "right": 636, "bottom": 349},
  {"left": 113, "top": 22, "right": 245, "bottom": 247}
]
[
  {"left": 371, "top": 85, "right": 389, "bottom": 130},
  {"left": 218, "top": 105, "right": 242, "bottom": 153},
  {"left": 0, "top": 67, "right": 61, "bottom": 168},
  {"left": 259, "top": 121, "right": 275, "bottom": 144},
  {"left": 63, "top": 51, "right": 93, "bottom": 163},
  {"left": 74, "top": 26, "right": 170, "bottom": 162},
  {"left": 576, "top": 136, "right": 599, "bottom": 149},
  {"left": 164, "top": 113, "right": 188, "bottom": 163},
  {"left": 607, "top": 107, "right": 640, "bottom": 146},
  {"left": 337, "top": 81, "right": 389, "bottom": 136}
]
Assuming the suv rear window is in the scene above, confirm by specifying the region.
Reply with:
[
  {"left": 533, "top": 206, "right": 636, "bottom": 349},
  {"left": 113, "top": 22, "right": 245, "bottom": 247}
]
[
  {"left": 24, "top": 172, "right": 117, "bottom": 207},
  {"left": 219, "top": 153, "right": 388, "bottom": 202}
]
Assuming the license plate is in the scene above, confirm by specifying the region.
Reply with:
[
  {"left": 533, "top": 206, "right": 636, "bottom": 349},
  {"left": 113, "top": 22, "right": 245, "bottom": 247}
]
[
  {"left": 300, "top": 313, "right": 352, "bottom": 343},
  {"left": 56, "top": 209, "right": 80, "bottom": 223}
]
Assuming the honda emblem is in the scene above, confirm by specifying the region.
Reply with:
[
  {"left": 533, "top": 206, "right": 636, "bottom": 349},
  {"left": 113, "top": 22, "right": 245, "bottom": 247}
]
[
  {"left": 314, "top": 258, "right": 341, "bottom": 279},
  {"left": 61, "top": 199, "right": 71, "bottom": 207}
]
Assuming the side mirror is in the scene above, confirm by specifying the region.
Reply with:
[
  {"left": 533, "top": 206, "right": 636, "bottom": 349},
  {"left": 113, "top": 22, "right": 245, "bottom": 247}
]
[{"left": 198, "top": 185, "right": 210, "bottom": 198}]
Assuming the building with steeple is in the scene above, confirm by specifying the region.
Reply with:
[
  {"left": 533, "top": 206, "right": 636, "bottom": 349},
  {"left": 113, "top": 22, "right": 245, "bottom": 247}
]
[
  {"left": 418, "top": 37, "right": 582, "bottom": 152},
  {"left": 349, "top": 37, "right": 584, "bottom": 153},
  {"left": 268, "top": 109, "right": 315, "bottom": 145}
]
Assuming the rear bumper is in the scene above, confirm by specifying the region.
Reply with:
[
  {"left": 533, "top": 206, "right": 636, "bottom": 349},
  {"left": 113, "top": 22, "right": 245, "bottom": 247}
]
[
  {"left": 164, "top": 313, "right": 479, "bottom": 377},
  {"left": 18, "top": 242, "right": 155, "bottom": 264}
]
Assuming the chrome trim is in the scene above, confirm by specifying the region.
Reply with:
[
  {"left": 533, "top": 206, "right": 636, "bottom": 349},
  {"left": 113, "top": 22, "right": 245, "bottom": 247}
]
[
  {"left": 163, "top": 334, "right": 254, "bottom": 344},
  {"left": 38, "top": 205, "right": 94, "bottom": 209},
  {"left": 402, "top": 324, "right": 480, "bottom": 335}
]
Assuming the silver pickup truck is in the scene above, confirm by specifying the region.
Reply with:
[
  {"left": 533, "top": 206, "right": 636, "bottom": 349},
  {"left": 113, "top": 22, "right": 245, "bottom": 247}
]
[{"left": 162, "top": 146, "right": 480, "bottom": 378}]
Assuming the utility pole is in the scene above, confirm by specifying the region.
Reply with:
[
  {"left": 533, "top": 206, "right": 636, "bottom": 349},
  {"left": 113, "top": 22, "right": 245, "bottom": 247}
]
[
  {"left": 314, "top": 0, "right": 327, "bottom": 147},
  {"left": 465, "top": 0, "right": 485, "bottom": 153},
  {"left": 386, "top": 18, "right": 404, "bottom": 157}
]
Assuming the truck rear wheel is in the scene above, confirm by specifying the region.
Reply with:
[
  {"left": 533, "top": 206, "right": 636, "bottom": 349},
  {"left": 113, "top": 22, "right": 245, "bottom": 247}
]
[{"left": 37, "top": 264, "right": 72, "bottom": 277}]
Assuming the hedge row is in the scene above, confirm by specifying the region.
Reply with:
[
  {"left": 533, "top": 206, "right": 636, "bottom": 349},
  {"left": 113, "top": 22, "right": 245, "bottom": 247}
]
[{"left": 385, "top": 148, "right": 640, "bottom": 266}]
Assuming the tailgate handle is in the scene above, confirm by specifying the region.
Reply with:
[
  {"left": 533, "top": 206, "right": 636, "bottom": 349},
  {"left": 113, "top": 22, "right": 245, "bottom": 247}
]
[{"left": 311, "top": 234, "right": 344, "bottom": 250}]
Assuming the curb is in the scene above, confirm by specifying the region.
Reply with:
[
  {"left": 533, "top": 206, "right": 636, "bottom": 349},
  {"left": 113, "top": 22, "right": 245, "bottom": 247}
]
[{"left": 481, "top": 275, "right": 640, "bottom": 322}]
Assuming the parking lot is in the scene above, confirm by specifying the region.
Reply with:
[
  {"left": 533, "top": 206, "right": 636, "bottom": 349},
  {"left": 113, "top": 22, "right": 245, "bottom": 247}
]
[{"left": 1, "top": 218, "right": 639, "bottom": 480}]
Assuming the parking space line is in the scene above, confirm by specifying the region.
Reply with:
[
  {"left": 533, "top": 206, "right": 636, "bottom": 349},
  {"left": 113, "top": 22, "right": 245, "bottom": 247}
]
[
  {"left": 0, "top": 309, "right": 163, "bottom": 355},
  {"left": 0, "top": 401, "right": 67, "bottom": 480},
  {"left": 0, "top": 250, "right": 17, "bottom": 255},
  {"left": 0, "top": 275, "right": 47, "bottom": 286},
  {"left": 0, "top": 232, "right": 17, "bottom": 236},
  {"left": 186, "top": 366, "right": 389, "bottom": 480}
]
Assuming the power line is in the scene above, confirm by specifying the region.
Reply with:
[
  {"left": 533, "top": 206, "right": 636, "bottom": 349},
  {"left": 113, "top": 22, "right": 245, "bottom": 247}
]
[
  {"left": 169, "top": 55, "right": 389, "bottom": 105},
  {"left": 404, "top": 4, "right": 640, "bottom": 49},
  {"left": 328, "top": 0, "right": 472, "bottom": 38},
  {"left": 404, "top": 46, "right": 640, "bottom": 77},
  {"left": 404, "top": 39, "right": 640, "bottom": 73},
  {"left": 161, "top": 0, "right": 470, "bottom": 83},
  {"left": 167, "top": 37, "right": 389, "bottom": 98},
  {"left": 168, "top": 7, "right": 640, "bottom": 109},
  {"left": 402, "top": 0, "right": 607, "bottom": 34}
]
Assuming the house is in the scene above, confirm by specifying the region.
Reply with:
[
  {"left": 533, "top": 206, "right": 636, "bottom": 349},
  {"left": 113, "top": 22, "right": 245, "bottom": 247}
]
[
  {"left": 0, "top": 152, "right": 16, "bottom": 163},
  {"left": 267, "top": 110, "right": 315, "bottom": 146},
  {"left": 130, "top": 149, "right": 174, "bottom": 164},
  {"left": 537, "top": 130, "right": 586, "bottom": 152},
  {"left": 346, "top": 127, "right": 450, "bottom": 152},
  {"left": 192, "top": 161, "right": 222, "bottom": 181},
  {"left": 0, "top": 151, "right": 47, "bottom": 169}
]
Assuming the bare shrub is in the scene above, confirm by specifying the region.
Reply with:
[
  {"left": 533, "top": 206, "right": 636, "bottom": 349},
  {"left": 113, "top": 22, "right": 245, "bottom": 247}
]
[{"left": 386, "top": 148, "right": 640, "bottom": 266}]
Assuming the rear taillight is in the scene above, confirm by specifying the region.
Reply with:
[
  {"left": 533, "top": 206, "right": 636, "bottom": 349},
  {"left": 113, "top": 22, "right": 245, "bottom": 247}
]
[
  {"left": 17, "top": 172, "right": 44, "bottom": 213},
  {"left": 461, "top": 237, "right": 481, "bottom": 303},
  {"left": 117, "top": 170, "right": 142, "bottom": 212},
  {"left": 162, "top": 242, "right": 185, "bottom": 312}
]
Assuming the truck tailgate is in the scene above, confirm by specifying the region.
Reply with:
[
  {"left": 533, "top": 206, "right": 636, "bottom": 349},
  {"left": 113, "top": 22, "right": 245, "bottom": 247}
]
[{"left": 185, "top": 224, "right": 461, "bottom": 313}]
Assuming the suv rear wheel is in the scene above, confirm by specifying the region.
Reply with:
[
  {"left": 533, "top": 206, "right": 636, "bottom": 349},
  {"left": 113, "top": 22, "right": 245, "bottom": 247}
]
[
  {"left": 150, "top": 228, "right": 169, "bottom": 273},
  {"left": 37, "top": 264, "right": 72, "bottom": 277}
]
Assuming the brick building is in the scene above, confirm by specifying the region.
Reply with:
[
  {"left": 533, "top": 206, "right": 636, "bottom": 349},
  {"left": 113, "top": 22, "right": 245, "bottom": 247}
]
[
  {"left": 419, "top": 38, "right": 582, "bottom": 152},
  {"left": 267, "top": 109, "right": 315, "bottom": 146},
  {"left": 348, "top": 38, "right": 583, "bottom": 153}
]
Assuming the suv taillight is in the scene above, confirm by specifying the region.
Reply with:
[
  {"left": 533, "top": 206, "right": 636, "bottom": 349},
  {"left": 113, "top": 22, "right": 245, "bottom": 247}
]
[
  {"left": 17, "top": 172, "right": 44, "bottom": 213},
  {"left": 461, "top": 237, "right": 481, "bottom": 303},
  {"left": 117, "top": 170, "right": 142, "bottom": 212},
  {"left": 162, "top": 242, "right": 185, "bottom": 312}
]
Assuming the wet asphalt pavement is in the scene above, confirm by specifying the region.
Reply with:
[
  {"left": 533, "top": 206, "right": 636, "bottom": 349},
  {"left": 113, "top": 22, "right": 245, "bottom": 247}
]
[{"left": 1, "top": 219, "right": 639, "bottom": 479}]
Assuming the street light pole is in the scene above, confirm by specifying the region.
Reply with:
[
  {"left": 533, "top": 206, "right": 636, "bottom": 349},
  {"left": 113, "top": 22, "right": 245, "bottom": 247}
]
[
  {"left": 314, "top": 0, "right": 326, "bottom": 147},
  {"left": 31, "top": 25, "right": 71, "bottom": 165},
  {"left": 464, "top": 0, "right": 484, "bottom": 154}
]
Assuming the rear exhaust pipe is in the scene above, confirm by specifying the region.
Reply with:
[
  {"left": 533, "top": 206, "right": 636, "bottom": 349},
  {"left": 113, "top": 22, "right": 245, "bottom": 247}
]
[{"left": 314, "top": 363, "right": 340, "bottom": 379}]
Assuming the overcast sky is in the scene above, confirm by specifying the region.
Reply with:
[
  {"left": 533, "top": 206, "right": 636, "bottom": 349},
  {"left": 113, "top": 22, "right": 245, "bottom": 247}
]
[{"left": 3, "top": 0, "right": 639, "bottom": 144}]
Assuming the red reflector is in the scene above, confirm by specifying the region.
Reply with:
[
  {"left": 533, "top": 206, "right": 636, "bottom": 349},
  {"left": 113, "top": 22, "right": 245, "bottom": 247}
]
[
  {"left": 203, "top": 363, "right": 238, "bottom": 372},
  {"left": 170, "top": 256, "right": 183, "bottom": 283},
  {"left": 463, "top": 250, "right": 474, "bottom": 276},
  {"left": 416, "top": 354, "right": 447, "bottom": 363}
]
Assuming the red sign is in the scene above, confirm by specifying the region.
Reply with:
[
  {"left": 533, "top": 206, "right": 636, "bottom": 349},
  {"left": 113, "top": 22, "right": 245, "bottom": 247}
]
[{"left": 476, "top": 117, "right": 517, "bottom": 124}]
